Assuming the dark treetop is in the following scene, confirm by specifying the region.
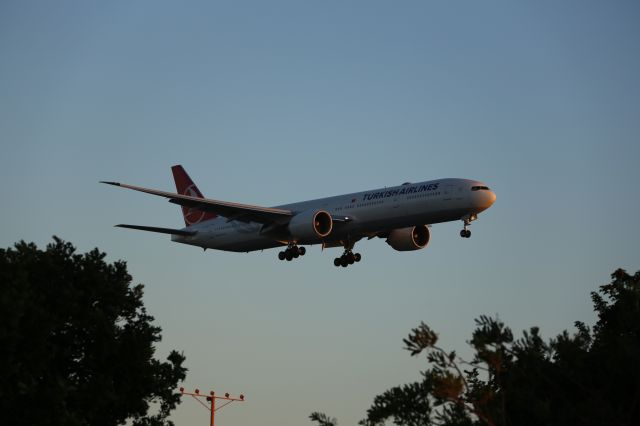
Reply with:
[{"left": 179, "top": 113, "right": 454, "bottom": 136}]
[{"left": 0, "top": 237, "right": 187, "bottom": 426}]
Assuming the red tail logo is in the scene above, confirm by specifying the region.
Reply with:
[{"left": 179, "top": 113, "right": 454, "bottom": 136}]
[{"left": 171, "top": 165, "right": 217, "bottom": 226}]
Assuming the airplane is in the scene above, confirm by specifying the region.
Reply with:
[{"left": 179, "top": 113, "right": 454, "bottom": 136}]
[{"left": 102, "top": 165, "right": 496, "bottom": 268}]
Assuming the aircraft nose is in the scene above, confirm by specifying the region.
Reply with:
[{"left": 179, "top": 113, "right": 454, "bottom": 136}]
[
  {"left": 475, "top": 189, "right": 496, "bottom": 210},
  {"left": 488, "top": 190, "right": 497, "bottom": 206}
]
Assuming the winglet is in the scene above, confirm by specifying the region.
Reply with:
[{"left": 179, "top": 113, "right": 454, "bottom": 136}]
[{"left": 100, "top": 181, "right": 121, "bottom": 186}]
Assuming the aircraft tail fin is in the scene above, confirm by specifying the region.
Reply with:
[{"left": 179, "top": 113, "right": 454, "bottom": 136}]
[{"left": 171, "top": 165, "right": 217, "bottom": 226}]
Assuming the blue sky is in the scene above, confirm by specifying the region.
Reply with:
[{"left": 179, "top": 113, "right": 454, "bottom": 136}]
[{"left": 1, "top": 1, "right": 639, "bottom": 425}]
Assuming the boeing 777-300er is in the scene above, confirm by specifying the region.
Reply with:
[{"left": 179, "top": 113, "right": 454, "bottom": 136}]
[{"left": 102, "top": 165, "right": 496, "bottom": 268}]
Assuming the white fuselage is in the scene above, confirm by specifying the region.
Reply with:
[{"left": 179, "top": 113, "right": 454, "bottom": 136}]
[{"left": 172, "top": 178, "right": 496, "bottom": 252}]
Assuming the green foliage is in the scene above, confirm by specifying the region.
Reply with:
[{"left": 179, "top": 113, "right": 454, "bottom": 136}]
[
  {"left": 310, "top": 411, "right": 338, "bottom": 426},
  {"left": 0, "top": 237, "right": 187, "bottom": 426},
  {"left": 358, "top": 379, "right": 435, "bottom": 426},
  {"left": 312, "top": 268, "right": 640, "bottom": 426}
]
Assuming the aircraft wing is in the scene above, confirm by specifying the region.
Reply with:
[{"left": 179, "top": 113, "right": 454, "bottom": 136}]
[{"left": 101, "top": 181, "right": 293, "bottom": 225}]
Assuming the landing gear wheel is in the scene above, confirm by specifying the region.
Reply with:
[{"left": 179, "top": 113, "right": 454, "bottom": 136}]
[
  {"left": 333, "top": 239, "right": 361, "bottom": 268},
  {"left": 460, "top": 215, "right": 476, "bottom": 239},
  {"left": 281, "top": 244, "right": 305, "bottom": 263}
]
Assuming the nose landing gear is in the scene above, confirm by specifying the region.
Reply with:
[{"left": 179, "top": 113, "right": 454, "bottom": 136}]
[
  {"left": 278, "top": 244, "right": 306, "bottom": 261},
  {"left": 460, "top": 214, "right": 477, "bottom": 238}
]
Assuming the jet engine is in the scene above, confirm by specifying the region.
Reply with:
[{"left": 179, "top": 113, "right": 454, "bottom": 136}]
[
  {"left": 288, "top": 209, "right": 333, "bottom": 242},
  {"left": 386, "top": 225, "right": 430, "bottom": 251}
]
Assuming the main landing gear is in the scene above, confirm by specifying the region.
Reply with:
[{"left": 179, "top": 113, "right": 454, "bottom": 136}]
[
  {"left": 460, "top": 214, "right": 477, "bottom": 238},
  {"left": 333, "top": 250, "right": 361, "bottom": 268},
  {"left": 278, "top": 244, "right": 306, "bottom": 261},
  {"left": 333, "top": 239, "right": 361, "bottom": 268}
]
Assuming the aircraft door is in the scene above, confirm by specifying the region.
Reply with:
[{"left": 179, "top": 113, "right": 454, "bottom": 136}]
[
  {"left": 443, "top": 184, "right": 455, "bottom": 201},
  {"left": 454, "top": 184, "right": 464, "bottom": 200},
  {"left": 392, "top": 193, "right": 407, "bottom": 217}
]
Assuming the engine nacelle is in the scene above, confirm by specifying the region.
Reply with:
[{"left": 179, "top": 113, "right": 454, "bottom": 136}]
[
  {"left": 386, "top": 225, "right": 430, "bottom": 251},
  {"left": 288, "top": 209, "right": 333, "bottom": 242}
]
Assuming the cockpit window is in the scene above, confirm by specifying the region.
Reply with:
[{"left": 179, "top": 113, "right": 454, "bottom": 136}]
[{"left": 471, "top": 186, "right": 490, "bottom": 191}]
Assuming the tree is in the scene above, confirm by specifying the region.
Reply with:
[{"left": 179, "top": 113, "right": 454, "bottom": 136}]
[
  {"left": 311, "top": 268, "right": 640, "bottom": 426},
  {"left": 310, "top": 412, "right": 338, "bottom": 426},
  {"left": 0, "top": 237, "right": 187, "bottom": 426}
]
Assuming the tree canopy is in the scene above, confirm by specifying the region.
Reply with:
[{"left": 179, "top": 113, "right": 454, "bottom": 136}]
[
  {"left": 311, "top": 268, "right": 640, "bottom": 426},
  {"left": 0, "top": 237, "right": 187, "bottom": 426}
]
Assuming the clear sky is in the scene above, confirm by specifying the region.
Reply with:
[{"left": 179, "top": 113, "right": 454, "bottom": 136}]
[{"left": 1, "top": 1, "right": 639, "bottom": 425}]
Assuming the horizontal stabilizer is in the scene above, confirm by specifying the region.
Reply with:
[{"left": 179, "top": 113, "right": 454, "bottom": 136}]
[
  {"left": 101, "top": 180, "right": 292, "bottom": 225},
  {"left": 115, "top": 224, "right": 196, "bottom": 236}
]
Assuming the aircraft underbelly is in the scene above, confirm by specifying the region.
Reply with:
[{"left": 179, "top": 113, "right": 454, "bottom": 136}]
[
  {"left": 405, "top": 207, "right": 469, "bottom": 226},
  {"left": 175, "top": 199, "right": 475, "bottom": 252}
]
